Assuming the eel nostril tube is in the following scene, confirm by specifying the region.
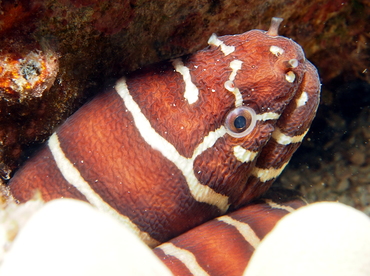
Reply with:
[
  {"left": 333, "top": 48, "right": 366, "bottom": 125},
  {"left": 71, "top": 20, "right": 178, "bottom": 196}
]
[
  {"left": 266, "top": 17, "right": 284, "bottom": 36},
  {"left": 284, "top": 59, "right": 299, "bottom": 68}
]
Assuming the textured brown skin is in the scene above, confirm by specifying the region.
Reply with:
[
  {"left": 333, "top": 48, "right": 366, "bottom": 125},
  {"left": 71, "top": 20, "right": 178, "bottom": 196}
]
[
  {"left": 234, "top": 61, "right": 320, "bottom": 207},
  {"left": 154, "top": 190, "right": 307, "bottom": 276},
  {"left": 9, "top": 29, "right": 320, "bottom": 243},
  {"left": 10, "top": 146, "right": 87, "bottom": 201}
]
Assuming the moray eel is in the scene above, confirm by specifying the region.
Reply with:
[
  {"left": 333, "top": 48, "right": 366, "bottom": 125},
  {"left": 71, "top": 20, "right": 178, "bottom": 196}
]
[{"left": 8, "top": 18, "right": 320, "bottom": 249}]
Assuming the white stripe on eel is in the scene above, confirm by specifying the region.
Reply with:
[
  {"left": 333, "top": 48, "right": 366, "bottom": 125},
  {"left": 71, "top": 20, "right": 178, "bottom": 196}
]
[
  {"left": 47, "top": 132, "right": 160, "bottom": 247},
  {"left": 225, "top": 60, "right": 244, "bottom": 107},
  {"left": 217, "top": 216, "right": 261, "bottom": 249},
  {"left": 269, "top": 45, "right": 284, "bottom": 57},
  {"left": 251, "top": 123, "right": 309, "bottom": 182},
  {"left": 256, "top": 112, "right": 280, "bottom": 121},
  {"left": 207, "top": 33, "right": 235, "bottom": 56},
  {"left": 115, "top": 78, "right": 230, "bottom": 213},
  {"left": 285, "top": 71, "right": 296, "bottom": 83},
  {"left": 159, "top": 243, "right": 211, "bottom": 276},
  {"left": 296, "top": 91, "right": 308, "bottom": 107},
  {"left": 272, "top": 127, "right": 309, "bottom": 145},
  {"left": 251, "top": 161, "right": 290, "bottom": 182},
  {"left": 264, "top": 199, "right": 296, "bottom": 213},
  {"left": 172, "top": 58, "right": 199, "bottom": 104},
  {"left": 233, "top": 145, "right": 258, "bottom": 163},
  {"left": 229, "top": 60, "right": 243, "bottom": 82}
]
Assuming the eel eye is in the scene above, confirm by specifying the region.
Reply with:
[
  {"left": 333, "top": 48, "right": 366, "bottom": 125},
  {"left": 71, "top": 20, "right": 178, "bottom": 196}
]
[{"left": 225, "top": 106, "right": 257, "bottom": 138}]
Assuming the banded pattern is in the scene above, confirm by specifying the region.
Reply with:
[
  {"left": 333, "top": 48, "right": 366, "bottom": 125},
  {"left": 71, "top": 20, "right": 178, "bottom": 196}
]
[
  {"left": 234, "top": 61, "right": 320, "bottom": 207},
  {"left": 154, "top": 190, "right": 307, "bottom": 276},
  {"left": 115, "top": 77, "right": 229, "bottom": 212},
  {"left": 47, "top": 132, "right": 159, "bottom": 246},
  {"left": 9, "top": 19, "right": 320, "bottom": 249}
]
